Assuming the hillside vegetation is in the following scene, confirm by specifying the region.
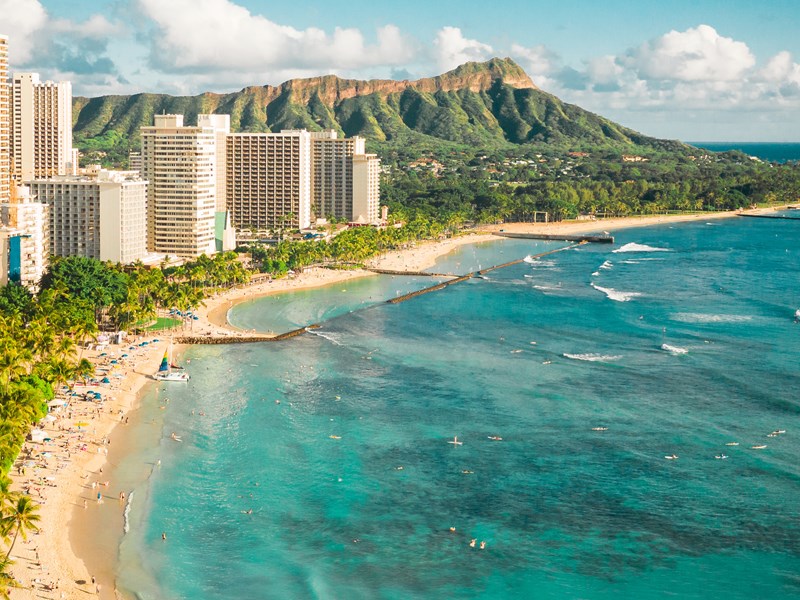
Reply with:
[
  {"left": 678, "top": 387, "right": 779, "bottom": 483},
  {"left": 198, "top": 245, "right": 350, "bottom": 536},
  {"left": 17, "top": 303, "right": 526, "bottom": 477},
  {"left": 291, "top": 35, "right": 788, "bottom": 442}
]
[{"left": 72, "top": 58, "right": 688, "bottom": 164}]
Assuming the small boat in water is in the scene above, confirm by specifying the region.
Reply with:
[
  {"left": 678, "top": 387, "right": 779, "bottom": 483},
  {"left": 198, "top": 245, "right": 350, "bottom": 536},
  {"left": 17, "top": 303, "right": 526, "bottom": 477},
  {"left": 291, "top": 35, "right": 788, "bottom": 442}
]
[
  {"left": 725, "top": 442, "right": 739, "bottom": 446},
  {"left": 591, "top": 427, "right": 608, "bottom": 431},
  {"left": 154, "top": 346, "right": 189, "bottom": 382},
  {"left": 664, "top": 454, "right": 678, "bottom": 460},
  {"left": 751, "top": 445, "right": 767, "bottom": 450}
]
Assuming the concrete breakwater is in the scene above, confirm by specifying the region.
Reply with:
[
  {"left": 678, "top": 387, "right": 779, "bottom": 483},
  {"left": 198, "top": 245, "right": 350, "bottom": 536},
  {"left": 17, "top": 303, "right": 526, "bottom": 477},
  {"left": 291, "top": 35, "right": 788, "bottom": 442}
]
[
  {"left": 738, "top": 213, "right": 800, "bottom": 220},
  {"left": 387, "top": 242, "right": 583, "bottom": 304},
  {"left": 495, "top": 232, "right": 614, "bottom": 243},
  {"left": 176, "top": 324, "right": 319, "bottom": 344}
]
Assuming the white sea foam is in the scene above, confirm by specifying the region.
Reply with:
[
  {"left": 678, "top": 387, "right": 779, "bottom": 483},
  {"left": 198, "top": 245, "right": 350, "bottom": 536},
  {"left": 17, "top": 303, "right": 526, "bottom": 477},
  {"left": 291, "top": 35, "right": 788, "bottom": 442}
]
[
  {"left": 613, "top": 242, "right": 671, "bottom": 253},
  {"left": 591, "top": 271, "right": 600, "bottom": 277},
  {"left": 123, "top": 490, "right": 134, "bottom": 534},
  {"left": 523, "top": 255, "right": 536, "bottom": 263},
  {"left": 591, "top": 283, "right": 641, "bottom": 302},
  {"left": 661, "top": 343, "right": 689, "bottom": 355},
  {"left": 671, "top": 313, "right": 753, "bottom": 324},
  {"left": 523, "top": 274, "right": 535, "bottom": 278},
  {"left": 599, "top": 260, "right": 613, "bottom": 270},
  {"left": 534, "top": 285, "right": 561, "bottom": 291},
  {"left": 563, "top": 353, "right": 622, "bottom": 362},
  {"left": 307, "top": 329, "right": 343, "bottom": 345}
]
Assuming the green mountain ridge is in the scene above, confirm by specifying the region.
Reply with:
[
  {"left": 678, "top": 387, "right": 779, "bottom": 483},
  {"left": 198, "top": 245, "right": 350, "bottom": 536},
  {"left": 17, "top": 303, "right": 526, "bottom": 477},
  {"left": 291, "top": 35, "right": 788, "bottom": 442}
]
[{"left": 72, "top": 58, "right": 688, "bottom": 162}]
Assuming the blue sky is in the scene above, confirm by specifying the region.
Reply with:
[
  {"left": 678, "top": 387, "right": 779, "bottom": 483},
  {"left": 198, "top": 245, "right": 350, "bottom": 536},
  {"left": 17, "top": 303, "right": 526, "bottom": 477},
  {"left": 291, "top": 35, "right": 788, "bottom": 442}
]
[{"left": 2, "top": 0, "right": 799, "bottom": 141}]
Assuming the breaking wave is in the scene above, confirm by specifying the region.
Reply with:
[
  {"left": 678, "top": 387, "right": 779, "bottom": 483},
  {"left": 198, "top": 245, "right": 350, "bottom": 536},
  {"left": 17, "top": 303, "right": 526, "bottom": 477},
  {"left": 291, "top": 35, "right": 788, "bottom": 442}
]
[
  {"left": 671, "top": 313, "right": 753, "bottom": 324},
  {"left": 661, "top": 343, "right": 689, "bottom": 355},
  {"left": 123, "top": 491, "right": 134, "bottom": 534},
  {"left": 613, "top": 242, "right": 672, "bottom": 253},
  {"left": 307, "top": 329, "right": 343, "bottom": 345},
  {"left": 563, "top": 353, "right": 622, "bottom": 362},
  {"left": 591, "top": 283, "right": 641, "bottom": 302},
  {"left": 599, "top": 260, "right": 613, "bottom": 270}
]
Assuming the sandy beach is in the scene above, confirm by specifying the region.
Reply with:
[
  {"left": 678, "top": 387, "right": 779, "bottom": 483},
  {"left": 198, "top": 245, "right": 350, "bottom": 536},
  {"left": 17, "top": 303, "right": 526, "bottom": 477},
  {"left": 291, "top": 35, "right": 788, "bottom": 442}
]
[{"left": 8, "top": 206, "right": 782, "bottom": 598}]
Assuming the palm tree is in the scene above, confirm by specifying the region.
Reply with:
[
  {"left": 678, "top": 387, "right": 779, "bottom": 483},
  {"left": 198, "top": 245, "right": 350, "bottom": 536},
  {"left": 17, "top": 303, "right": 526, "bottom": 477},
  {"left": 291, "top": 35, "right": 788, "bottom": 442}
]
[
  {"left": 0, "top": 556, "right": 18, "bottom": 600},
  {"left": 1, "top": 496, "right": 39, "bottom": 561}
]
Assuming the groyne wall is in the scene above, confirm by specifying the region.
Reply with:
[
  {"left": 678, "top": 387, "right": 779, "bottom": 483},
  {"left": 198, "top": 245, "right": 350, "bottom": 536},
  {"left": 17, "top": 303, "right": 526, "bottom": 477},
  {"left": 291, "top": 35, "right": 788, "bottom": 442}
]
[
  {"left": 387, "top": 242, "right": 583, "bottom": 304},
  {"left": 176, "top": 324, "right": 319, "bottom": 345},
  {"left": 738, "top": 214, "right": 800, "bottom": 221},
  {"left": 495, "top": 232, "right": 614, "bottom": 243}
]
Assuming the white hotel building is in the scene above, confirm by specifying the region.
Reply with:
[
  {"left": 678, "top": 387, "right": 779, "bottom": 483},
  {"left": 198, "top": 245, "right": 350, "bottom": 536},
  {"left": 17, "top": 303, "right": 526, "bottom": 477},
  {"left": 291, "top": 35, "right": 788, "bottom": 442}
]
[
  {"left": 11, "top": 73, "right": 75, "bottom": 184},
  {"left": 141, "top": 115, "right": 218, "bottom": 257},
  {"left": 28, "top": 169, "right": 147, "bottom": 264}
]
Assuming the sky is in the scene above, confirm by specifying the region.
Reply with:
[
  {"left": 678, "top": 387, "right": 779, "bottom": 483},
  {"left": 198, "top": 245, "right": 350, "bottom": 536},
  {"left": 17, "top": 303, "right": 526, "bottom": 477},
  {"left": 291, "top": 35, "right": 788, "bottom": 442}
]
[{"left": 1, "top": 0, "right": 799, "bottom": 142}]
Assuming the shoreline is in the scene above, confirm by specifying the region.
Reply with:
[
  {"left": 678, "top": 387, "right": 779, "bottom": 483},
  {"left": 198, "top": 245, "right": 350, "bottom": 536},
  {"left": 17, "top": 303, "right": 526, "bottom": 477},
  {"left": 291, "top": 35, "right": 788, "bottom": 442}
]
[{"left": 10, "top": 206, "right": 780, "bottom": 598}]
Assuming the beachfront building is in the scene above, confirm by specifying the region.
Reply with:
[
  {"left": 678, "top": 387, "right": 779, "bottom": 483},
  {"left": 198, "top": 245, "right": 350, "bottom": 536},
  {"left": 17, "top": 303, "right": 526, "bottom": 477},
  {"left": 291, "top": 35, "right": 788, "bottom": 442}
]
[
  {"left": 141, "top": 114, "right": 218, "bottom": 258},
  {"left": 28, "top": 169, "right": 148, "bottom": 263},
  {"left": 308, "top": 130, "right": 381, "bottom": 223},
  {"left": 352, "top": 153, "right": 381, "bottom": 224},
  {"left": 128, "top": 150, "right": 142, "bottom": 175},
  {"left": 0, "top": 35, "right": 10, "bottom": 208},
  {"left": 197, "top": 114, "right": 230, "bottom": 212},
  {"left": 226, "top": 130, "right": 312, "bottom": 232},
  {"left": 0, "top": 185, "right": 48, "bottom": 290},
  {"left": 11, "top": 72, "right": 75, "bottom": 183}
]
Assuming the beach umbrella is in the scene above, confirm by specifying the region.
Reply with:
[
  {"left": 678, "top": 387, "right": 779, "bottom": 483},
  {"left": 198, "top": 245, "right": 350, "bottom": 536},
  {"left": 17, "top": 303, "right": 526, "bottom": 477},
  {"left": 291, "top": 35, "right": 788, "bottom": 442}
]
[{"left": 102, "top": 377, "right": 111, "bottom": 383}]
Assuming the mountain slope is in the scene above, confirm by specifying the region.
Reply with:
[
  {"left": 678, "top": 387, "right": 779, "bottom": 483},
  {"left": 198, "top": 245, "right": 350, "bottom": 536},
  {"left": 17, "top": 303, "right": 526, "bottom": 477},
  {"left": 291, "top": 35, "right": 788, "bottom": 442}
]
[{"left": 72, "top": 58, "right": 686, "bottom": 160}]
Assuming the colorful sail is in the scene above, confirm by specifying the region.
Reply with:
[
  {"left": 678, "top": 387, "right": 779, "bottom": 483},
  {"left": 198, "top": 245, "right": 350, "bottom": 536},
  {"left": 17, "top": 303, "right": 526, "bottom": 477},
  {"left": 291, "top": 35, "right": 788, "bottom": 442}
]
[{"left": 158, "top": 351, "right": 169, "bottom": 372}]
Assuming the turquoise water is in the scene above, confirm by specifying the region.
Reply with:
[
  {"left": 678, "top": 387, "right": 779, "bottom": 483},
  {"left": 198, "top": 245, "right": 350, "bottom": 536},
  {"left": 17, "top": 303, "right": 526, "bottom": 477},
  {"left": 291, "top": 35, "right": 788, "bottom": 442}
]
[
  {"left": 118, "top": 218, "right": 800, "bottom": 599},
  {"left": 689, "top": 142, "right": 800, "bottom": 163}
]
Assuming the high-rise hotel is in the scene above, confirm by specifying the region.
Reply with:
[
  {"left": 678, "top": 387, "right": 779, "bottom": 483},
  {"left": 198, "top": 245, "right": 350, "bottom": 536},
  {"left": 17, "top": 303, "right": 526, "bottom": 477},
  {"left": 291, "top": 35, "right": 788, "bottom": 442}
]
[
  {"left": 0, "top": 35, "right": 10, "bottom": 207},
  {"left": 28, "top": 168, "right": 147, "bottom": 264},
  {"left": 310, "top": 130, "right": 380, "bottom": 224},
  {"left": 226, "top": 130, "right": 312, "bottom": 231},
  {"left": 11, "top": 73, "right": 75, "bottom": 183},
  {"left": 141, "top": 115, "right": 218, "bottom": 257}
]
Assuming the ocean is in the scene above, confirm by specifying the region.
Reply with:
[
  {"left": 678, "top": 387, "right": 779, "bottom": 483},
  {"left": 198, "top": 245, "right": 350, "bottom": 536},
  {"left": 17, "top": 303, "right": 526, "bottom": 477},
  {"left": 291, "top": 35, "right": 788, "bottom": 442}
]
[
  {"left": 113, "top": 217, "right": 800, "bottom": 599},
  {"left": 688, "top": 142, "right": 800, "bottom": 163}
]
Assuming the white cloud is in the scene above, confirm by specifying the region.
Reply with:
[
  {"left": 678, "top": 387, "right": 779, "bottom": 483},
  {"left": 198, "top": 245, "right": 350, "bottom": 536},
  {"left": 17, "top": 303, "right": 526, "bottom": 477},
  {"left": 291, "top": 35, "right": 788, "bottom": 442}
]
[
  {"left": 0, "top": 0, "right": 125, "bottom": 86},
  {"left": 626, "top": 24, "right": 755, "bottom": 82},
  {"left": 0, "top": 0, "right": 47, "bottom": 63},
  {"left": 434, "top": 26, "right": 492, "bottom": 72},
  {"left": 136, "top": 0, "right": 415, "bottom": 74},
  {"left": 531, "top": 25, "right": 800, "bottom": 114},
  {"left": 510, "top": 42, "right": 559, "bottom": 87}
]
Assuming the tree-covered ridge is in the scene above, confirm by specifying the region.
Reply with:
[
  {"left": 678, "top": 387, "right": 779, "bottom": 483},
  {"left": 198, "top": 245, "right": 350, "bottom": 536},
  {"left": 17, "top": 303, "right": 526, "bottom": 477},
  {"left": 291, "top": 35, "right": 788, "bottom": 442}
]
[{"left": 71, "top": 58, "right": 685, "bottom": 165}]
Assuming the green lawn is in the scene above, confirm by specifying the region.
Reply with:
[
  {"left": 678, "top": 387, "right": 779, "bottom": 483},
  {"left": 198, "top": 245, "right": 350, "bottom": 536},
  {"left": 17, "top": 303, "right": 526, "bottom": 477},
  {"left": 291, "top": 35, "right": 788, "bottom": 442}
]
[{"left": 140, "top": 317, "right": 183, "bottom": 331}]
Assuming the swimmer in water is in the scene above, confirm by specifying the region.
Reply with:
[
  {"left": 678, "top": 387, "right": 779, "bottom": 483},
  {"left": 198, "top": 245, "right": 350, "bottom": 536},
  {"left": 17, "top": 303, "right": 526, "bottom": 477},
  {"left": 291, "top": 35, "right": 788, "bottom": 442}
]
[{"left": 469, "top": 539, "right": 476, "bottom": 548}]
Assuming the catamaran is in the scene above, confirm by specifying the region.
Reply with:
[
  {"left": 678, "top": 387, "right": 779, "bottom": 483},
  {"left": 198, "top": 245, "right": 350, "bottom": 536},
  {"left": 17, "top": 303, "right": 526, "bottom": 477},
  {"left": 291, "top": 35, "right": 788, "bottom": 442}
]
[{"left": 154, "top": 346, "right": 189, "bottom": 382}]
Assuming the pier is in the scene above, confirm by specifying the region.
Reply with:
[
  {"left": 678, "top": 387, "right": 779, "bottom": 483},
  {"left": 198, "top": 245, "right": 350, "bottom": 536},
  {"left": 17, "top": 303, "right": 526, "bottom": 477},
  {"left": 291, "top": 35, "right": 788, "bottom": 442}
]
[
  {"left": 176, "top": 324, "right": 320, "bottom": 345},
  {"left": 738, "top": 213, "right": 800, "bottom": 221},
  {"left": 367, "top": 268, "right": 457, "bottom": 277},
  {"left": 387, "top": 243, "right": 583, "bottom": 304},
  {"left": 495, "top": 232, "right": 615, "bottom": 243}
]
